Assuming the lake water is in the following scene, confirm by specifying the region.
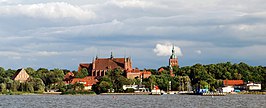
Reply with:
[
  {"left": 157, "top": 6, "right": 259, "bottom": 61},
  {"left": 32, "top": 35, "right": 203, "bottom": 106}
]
[{"left": 0, "top": 94, "right": 265, "bottom": 108}]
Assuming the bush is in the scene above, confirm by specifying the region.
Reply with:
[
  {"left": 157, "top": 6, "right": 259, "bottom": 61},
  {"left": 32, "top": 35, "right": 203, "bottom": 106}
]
[
  {"left": 61, "top": 90, "right": 96, "bottom": 95},
  {"left": 125, "top": 88, "right": 135, "bottom": 93}
]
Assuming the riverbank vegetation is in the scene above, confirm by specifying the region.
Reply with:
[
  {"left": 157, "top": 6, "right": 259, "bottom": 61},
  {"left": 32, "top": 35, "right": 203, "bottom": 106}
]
[
  {"left": 0, "top": 62, "right": 265, "bottom": 95},
  {"left": 93, "top": 62, "right": 265, "bottom": 93}
]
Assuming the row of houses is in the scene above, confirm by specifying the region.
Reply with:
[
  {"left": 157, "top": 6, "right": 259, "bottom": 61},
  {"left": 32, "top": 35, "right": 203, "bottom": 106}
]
[{"left": 221, "top": 80, "right": 261, "bottom": 93}]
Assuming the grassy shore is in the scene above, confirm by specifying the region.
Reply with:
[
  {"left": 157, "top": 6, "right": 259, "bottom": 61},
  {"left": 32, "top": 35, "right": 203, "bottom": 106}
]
[
  {"left": 237, "top": 92, "right": 266, "bottom": 95},
  {"left": 61, "top": 91, "right": 96, "bottom": 95},
  {"left": 0, "top": 91, "right": 43, "bottom": 95}
]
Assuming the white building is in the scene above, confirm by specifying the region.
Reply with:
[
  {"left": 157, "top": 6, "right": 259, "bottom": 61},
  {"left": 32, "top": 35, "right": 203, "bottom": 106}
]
[
  {"left": 247, "top": 83, "right": 261, "bottom": 91},
  {"left": 222, "top": 86, "right": 234, "bottom": 93}
]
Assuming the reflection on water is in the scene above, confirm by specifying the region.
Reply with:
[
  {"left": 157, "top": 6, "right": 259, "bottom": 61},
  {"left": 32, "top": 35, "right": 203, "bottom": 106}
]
[{"left": 0, "top": 94, "right": 265, "bottom": 108}]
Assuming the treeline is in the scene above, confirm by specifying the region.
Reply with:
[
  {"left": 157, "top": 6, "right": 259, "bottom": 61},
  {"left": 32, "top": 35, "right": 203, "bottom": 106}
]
[
  {"left": 0, "top": 67, "right": 65, "bottom": 93},
  {"left": 0, "top": 62, "right": 265, "bottom": 94},
  {"left": 93, "top": 62, "right": 266, "bottom": 93},
  {"left": 175, "top": 62, "right": 266, "bottom": 91}
]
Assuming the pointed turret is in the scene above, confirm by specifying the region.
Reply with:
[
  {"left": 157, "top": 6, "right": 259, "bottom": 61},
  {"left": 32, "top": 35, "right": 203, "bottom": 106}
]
[
  {"left": 170, "top": 45, "right": 176, "bottom": 59},
  {"left": 169, "top": 44, "right": 179, "bottom": 69},
  {"left": 110, "top": 52, "right": 114, "bottom": 59},
  {"left": 96, "top": 55, "right": 98, "bottom": 60}
]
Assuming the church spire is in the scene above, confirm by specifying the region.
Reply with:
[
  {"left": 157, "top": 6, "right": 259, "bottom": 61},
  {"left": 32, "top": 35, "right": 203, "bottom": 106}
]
[
  {"left": 96, "top": 54, "right": 98, "bottom": 60},
  {"left": 170, "top": 45, "right": 176, "bottom": 59},
  {"left": 110, "top": 52, "right": 114, "bottom": 59}
]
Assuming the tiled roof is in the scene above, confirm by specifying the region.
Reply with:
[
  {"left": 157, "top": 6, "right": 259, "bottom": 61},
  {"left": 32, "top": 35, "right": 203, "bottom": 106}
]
[
  {"left": 64, "top": 72, "right": 74, "bottom": 81},
  {"left": 126, "top": 68, "right": 141, "bottom": 73},
  {"left": 158, "top": 68, "right": 165, "bottom": 72},
  {"left": 94, "top": 58, "right": 125, "bottom": 70},
  {"left": 79, "top": 63, "right": 90, "bottom": 68},
  {"left": 142, "top": 71, "right": 151, "bottom": 74},
  {"left": 223, "top": 80, "right": 244, "bottom": 86},
  {"left": 70, "top": 76, "right": 97, "bottom": 86},
  {"left": 12, "top": 68, "right": 23, "bottom": 80}
]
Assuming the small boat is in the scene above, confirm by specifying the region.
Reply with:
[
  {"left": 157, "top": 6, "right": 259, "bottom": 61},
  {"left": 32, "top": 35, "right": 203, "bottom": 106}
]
[{"left": 151, "top": 85, "right": 163, "bottom": 95}]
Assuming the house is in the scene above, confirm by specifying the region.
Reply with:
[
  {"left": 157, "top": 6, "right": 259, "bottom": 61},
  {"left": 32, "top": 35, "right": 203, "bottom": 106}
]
[
  {"left": 126, "top": 68, "right": 151, "bottom": 79},
  {"left": 222, "top": 80, "right": 245, "bottom": 92},
  {"left": 223, "top": 80, "right": 244, "bottom": 86},
  {"left": 247, "top": 83, "right": 261, "bottom": 91},
  {"left": 66, "top": 76, "right": 97, "bottom": 90},
  {"left": 158, "top": 68, "right": 165, "bottom": 73},
  {"left": 222, "top": 86, "right": 234, "bottom": 93},
  {"left": 12, "top": 68, "right": 29, "bottom": 83},
  {"left": 64, "top": 72, "right": 75, "bottom": 83}
]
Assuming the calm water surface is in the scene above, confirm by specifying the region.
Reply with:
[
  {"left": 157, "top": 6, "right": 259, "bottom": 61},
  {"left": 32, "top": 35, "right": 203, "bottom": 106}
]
[{"left": 0, "top": 94, "right": 265, "bottom": 108}]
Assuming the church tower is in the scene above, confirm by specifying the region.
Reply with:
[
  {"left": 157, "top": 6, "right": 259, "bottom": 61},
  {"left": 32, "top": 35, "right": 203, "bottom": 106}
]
[
  {"left": 169, "top": 45, "right": 178, "bottom": 77},
  {"left": 169, "top": 45, "right": 179, "bottom": 68}
]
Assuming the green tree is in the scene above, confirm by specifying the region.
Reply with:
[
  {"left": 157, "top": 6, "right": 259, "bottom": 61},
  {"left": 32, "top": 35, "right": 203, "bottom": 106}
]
[
  {"left": 0, "top": 83, "right": 7, "bottom": 93},
  {"left": 11, "top": 81, "right": 20, "bottom": 92},
  {"left": 25, "top": 67, "right": 36, "bottom": 77},
  {"left": 75, "top": 68, "right": 88, "bottom": 78},
  {"left": 5, "top": 69, "right": 16, "bottom": 79},
  {"left": 30, "top": 78, "right": 45, "bottom": 92},
  {"left": 98, "top": 81, "right": 112, "bottom": 93}
]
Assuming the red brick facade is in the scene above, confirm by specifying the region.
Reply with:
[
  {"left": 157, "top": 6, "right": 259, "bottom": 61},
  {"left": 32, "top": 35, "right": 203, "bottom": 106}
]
[
  {"left": 78, "top": 53, "right": 151, "bottom": 79},
  {"left": 79, "top": 56, "right": 132, "bottom": 77},
  {"left": 126, "top": 68, "right": 151, "bottom": 79}
]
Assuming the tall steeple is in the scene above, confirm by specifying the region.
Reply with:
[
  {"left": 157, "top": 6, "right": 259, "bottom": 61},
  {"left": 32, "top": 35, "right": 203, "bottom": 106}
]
[
  {"left": 169, "top": 45, "right": 179, "bottom": 68},
  {"left": 110, "top": 52, "right": 114, "bottom": 59},
  {"left": 170, "top": 45, "right": 176, "bottom": 59}
]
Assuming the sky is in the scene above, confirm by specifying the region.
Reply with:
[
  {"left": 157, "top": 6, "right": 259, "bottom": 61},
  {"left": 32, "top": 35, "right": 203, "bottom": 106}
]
[{"left": 0, "top": 0, "right": 266, "bottom": 70}]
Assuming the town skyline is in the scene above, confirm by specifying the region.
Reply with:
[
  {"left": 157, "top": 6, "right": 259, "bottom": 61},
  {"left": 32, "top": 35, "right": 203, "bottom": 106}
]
[{"left": 0, "top": 0, "right": 266, "bottom": 70}]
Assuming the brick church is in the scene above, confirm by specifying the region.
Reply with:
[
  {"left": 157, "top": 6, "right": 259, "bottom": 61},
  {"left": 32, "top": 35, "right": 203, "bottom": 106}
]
[
  {"left": 78, "top": 52, "right": 151, "bottom": 79},
  {"left": 169, "top": 45, "right": 179, "bottom": 76}
]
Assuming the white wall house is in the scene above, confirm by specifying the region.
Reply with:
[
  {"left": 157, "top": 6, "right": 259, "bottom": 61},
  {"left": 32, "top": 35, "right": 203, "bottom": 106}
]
[
  {"left": 222, "top": 86, "right": 234, "bottom": 93},
  {"left": 247, "top": 83, "right": 261, "bottom": 91}
]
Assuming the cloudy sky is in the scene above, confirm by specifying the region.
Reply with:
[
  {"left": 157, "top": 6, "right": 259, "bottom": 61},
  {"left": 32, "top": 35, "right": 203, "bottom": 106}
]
[{"left": 0, "top": 0, "right": 266, "bottom": 70}]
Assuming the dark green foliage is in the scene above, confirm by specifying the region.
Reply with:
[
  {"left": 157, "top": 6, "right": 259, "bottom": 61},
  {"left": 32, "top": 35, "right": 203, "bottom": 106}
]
[
  {"left": 0, "top": 67, "right": 66, "bottom": 93},
  {"left": 92, "top": 68, "right": 132, "bottom": 94},
  {"left": 75, "top": 68, "right": 88, "bottom": 78},
  {"left": 125, "top": 88, "right": 135, "bottom": 93},
  {"left": 176, "top": 62, "right": 266, "bottom": 90}
]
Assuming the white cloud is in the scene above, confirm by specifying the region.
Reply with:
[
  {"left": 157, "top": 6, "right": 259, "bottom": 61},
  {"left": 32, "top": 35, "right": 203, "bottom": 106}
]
[
  {"left": 195, "top": 50, "right": 202, "bottom": 55},
  {"left": 36, "top": 51, "right": 60, "bottom": 57},
  {"left": 0, "top": 2, "right": 96, "bottom": 20},
  {"left": 0, "top": 51, "right": 19, "bottom": 56},
  {"left": 106, "top": 0, "right": 161, "bottom": 8},
  {"left": 153, "top": 43, "right": 182, "bottom": 56},
  {"left": 1, "top": 0, "right": 266, "bottom": 69}
]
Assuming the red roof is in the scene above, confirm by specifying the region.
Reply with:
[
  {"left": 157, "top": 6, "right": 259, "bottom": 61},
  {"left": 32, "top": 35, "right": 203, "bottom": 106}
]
[
  {"left": 94, "top": 58, "right": 126, "bottom": 70},
  {"left": 79, "top": 63, "right": 92, "bottom": 71},
  {"left": 126, "top": 68, "right": 141, "bottom": 73},
  {"left": 70, "top": 76, "right": 97, "bottom": 86},
  {"left": 158, "top": 68, "right": 165, "bottom": 72},
  {"left": 64, "top": 72, "right": 74, "bottom": 81},
  {"left": 223, "top": 80, "right": 244, "bottom": 86}
]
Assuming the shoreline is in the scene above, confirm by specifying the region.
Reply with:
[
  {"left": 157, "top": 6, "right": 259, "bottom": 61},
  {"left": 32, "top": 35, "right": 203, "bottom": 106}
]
[{"left": 1, "top": 91, "right": 265, "bottom": 95}]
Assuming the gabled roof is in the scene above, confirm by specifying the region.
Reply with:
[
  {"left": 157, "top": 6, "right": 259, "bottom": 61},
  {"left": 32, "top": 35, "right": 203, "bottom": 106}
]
[
  {"left": 94, "top": 58, "right": 126, "bottom": 70},
  {"left": 12, "top": 68, "right": 29, "bottom": 82},
  {"left": 70, "top": 76, "right": 97, "bottom": 86},
  {"left": 223, "top": 80, "right": 244, "bottom": 86},
  {"left": 12, "top": 68, "right": 23, "bottom": 80},
  {"left": 64, "top": 72, "right": 74, "bottom": 81},
  {"left": 126, "top": 68, "right": 141, "bottom": 73}
]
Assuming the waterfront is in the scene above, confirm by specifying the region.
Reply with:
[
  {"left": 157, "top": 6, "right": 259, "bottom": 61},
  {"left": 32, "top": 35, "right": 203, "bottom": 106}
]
[{"left": 0, "top": 94, "right": 265, "bottom": 108}]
